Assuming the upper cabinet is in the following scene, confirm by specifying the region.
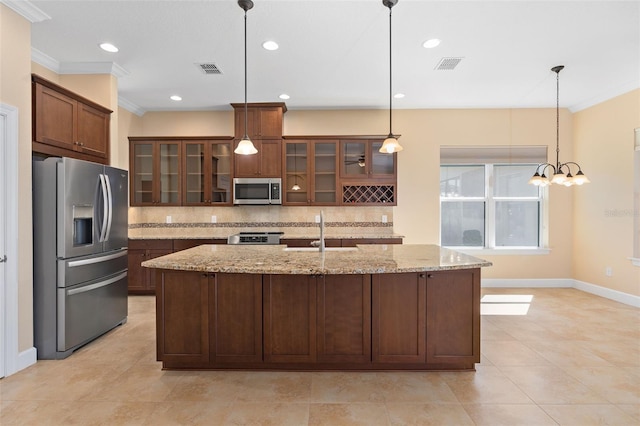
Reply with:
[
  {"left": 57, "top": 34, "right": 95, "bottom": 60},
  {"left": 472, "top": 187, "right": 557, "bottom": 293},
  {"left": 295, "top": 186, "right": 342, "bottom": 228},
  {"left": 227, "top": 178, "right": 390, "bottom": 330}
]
[
  {"left": 183, "top": 139, "right": 233, "bottom": 205},
  {"left": 129, "top": 137, "right": 234, "bottom": 207},
  {"left": 32, "top": 75, "right": 111, "bottom": 164},
  {"left": 232, "top": 103, "right": 286, "bottom": 178},
  {"left": 283, "top": 139, "right": 339, "bottom": 206},
  {"left": 130, "top": 139, "right": 182, "bottom": 206},
  {"left": 340, "top": 139, "right": 396, "bottom": 179}
]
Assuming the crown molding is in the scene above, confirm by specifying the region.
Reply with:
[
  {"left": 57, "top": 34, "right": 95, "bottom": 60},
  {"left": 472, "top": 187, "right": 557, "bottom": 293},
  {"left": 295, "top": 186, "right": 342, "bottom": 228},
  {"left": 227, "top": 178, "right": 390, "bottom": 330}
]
[
  {"left": 58, "top": 61, "right": 130, "bottom": 78},
  {"left": 118, "top": 96, "right": 146, "bottom": 117},
  {"left": 31, "top": 48, "right": 60, "bottom": 73},
  {"left": 1, "top": 0, "right": 50, "bottom": 23}
]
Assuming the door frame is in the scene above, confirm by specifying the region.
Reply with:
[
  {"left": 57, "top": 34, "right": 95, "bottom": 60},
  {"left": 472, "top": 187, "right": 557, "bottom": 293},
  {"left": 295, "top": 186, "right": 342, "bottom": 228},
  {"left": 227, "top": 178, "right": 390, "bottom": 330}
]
[{"left": 1, "top": 103, "right": 20, "bottom": 377}]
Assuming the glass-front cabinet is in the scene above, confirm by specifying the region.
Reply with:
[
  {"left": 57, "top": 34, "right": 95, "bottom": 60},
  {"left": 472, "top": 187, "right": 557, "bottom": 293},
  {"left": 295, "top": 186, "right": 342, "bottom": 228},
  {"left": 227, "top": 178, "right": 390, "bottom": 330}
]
[
  {"left": 183, "top": 139, "right": 233, "bottom": 205},
  {"left": 130, "top": 139, "right": 181, "bottom": 206},
  {"left": 284, "top": 139, "right": 338, "bottom": 205},
  {"left": 340, "top": 139, "right": 396, "bottom": 179}
]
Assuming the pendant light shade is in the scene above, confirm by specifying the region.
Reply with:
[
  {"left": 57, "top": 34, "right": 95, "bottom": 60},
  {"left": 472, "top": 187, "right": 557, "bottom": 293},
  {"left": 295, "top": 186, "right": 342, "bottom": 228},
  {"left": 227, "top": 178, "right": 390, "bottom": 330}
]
[
  {"left": 380, "top": 0, "right": 403, "bottom": 154},
  {"left": 234, "top": 0, "right": 258, "bottom": 156},
  {"left": 529, "top": 65, "right": 589, "bottom": 187}
]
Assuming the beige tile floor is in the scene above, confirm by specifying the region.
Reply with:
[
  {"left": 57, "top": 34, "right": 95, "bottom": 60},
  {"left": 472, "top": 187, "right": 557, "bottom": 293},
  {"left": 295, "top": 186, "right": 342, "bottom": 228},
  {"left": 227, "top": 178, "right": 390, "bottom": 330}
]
[{"left": 1, "top": 288, "right": 639, "bottom": 425}]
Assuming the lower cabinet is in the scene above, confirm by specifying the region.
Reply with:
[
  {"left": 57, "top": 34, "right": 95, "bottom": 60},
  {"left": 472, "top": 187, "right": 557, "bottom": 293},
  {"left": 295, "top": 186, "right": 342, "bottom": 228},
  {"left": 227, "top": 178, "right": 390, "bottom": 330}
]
[
  {"left": 128, "top": 239, "right": 173, "bottom": 294},
  {"left": 372, "top": 273, "right": 426, "bottom": 364},
  {"left": 156, "top": 270, "right": 209, "bottom": 364},
  {"left": 426, "top": 269, "right": 480, "bottom": 366},
  {"left": 155, "top": 268, "right": 480, "bottom": 370}
]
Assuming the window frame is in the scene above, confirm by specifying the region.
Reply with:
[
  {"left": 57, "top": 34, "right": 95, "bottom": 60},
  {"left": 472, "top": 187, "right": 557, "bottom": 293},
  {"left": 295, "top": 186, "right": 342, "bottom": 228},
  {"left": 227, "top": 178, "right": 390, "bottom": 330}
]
[{"left": 440, "top": 163, "right": 548, "bottom": 253}]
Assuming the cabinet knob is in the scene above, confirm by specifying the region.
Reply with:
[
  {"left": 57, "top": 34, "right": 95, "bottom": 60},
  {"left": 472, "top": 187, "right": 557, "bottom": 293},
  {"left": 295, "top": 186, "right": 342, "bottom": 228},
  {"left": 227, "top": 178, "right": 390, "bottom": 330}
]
[
  {"left": 419, "top": 273, "right": 425, "bottom": 278},
  {"left": 427, "top": 274, "right": 434, "bottom": 278}
]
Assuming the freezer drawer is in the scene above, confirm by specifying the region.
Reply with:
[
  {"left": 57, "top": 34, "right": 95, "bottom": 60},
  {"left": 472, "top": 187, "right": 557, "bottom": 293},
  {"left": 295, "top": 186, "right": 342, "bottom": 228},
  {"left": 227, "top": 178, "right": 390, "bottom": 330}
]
[
  {"left": 57, "top": 270, "right": 128, "bottom": 353},
  {"left": 57, "top": 249, "right": 128, "bottom": 288}
]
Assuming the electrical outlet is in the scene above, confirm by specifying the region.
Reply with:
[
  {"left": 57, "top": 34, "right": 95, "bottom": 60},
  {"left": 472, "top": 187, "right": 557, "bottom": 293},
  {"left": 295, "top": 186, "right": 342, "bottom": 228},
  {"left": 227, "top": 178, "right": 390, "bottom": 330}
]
[
  {"left": 165, "top": 215, "right": 172, "bottom": 224},
  {"left": 211, "top": 215, "right": 217, "bottom": 223},
  {"left": 382, "top": 215, "right": 388, "bottom": 223},
  {"left": 315, "top": 215, "right": 321, "bottom": 223},
  {"left": 605, "top": 267, "right": 613, "bottom": 277}
]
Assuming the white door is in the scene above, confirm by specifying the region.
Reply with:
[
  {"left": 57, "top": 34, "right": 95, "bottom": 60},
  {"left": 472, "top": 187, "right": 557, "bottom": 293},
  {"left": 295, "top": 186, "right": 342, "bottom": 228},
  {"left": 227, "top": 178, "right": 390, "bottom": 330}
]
[{"left": 0, "top": 110, "right": 6, "bottom": 378}]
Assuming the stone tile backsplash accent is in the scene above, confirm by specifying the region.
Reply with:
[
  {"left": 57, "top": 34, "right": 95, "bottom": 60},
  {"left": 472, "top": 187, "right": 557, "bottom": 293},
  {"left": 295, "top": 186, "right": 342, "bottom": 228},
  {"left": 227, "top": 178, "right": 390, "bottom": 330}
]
[{"left": 129, "top": 206, "right": 398, "bottom": 239}]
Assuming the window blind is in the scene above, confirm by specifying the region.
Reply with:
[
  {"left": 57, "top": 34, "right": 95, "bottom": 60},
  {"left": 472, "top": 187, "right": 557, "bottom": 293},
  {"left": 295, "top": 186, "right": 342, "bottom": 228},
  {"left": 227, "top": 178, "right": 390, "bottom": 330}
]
[{"left": 440, "top": 146, "right": 547, "bottom": 165}]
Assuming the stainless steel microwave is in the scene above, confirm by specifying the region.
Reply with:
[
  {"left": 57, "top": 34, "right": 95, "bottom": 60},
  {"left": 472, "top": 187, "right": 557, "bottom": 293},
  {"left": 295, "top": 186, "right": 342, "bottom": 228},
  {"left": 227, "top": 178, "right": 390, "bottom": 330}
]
[{"left": 233, "top": 178, "right": 282, "bottom": 205}]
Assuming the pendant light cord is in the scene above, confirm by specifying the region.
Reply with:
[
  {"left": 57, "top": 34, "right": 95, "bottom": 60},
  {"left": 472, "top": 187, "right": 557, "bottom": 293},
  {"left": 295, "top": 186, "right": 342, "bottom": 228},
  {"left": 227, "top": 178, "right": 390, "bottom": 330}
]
[
  {"left": 388, "top": 5, "right": 393, "bottom": 136},
  {"left": 243, "top": 9, "right": 249, "bottom": 140}
]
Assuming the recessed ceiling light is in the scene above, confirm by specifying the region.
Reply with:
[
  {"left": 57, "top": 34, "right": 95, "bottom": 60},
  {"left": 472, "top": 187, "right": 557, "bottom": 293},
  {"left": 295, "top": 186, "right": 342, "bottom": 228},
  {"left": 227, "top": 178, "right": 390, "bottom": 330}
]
[
  {"left": 279, "top": 94, "right": 290, "bottom": 100},
  {"left": 99, "top": 42, "right": 119, "bottom": 53},
  {"left": 262, "top": 41, "right": 279, "bottom": 51},
  {"left": 170, "top": 95, "right": 182, "bottom": 101},
  {"left": 394, "top": 93, "right": 405, "bottom": 99},
  {"left": 422, "top": 38, "right": 441, "bottom": 49}
]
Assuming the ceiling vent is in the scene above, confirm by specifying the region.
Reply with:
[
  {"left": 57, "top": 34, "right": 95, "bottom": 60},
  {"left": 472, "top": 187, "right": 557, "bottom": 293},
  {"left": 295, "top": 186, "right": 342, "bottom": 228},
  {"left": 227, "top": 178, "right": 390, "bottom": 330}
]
[
  {"left": 196, "top": 63, "right": 222, "bottom": 75},
  {"left": 435, "top": 57, "right": 463, "bottom": 71}
]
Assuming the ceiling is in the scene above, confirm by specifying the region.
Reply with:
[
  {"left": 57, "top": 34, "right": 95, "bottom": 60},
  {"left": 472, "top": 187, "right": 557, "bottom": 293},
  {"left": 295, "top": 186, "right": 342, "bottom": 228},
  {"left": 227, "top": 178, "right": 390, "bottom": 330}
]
[{"left": 16, "top": 0, "right": 640, "bottom": 114}]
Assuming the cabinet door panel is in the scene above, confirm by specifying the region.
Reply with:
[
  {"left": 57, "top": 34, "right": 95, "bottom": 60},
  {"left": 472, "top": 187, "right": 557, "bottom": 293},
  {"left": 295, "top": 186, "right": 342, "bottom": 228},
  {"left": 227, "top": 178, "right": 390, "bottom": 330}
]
[
  {"left": 212, "top": 273, "right": 262, "bottom": 363},
  {"left": 257, "top": 108, "right": 283, "bottom": 138},
  {"left": 157, "top": 270, "right": 209, "bottom": 364},
  {"left": 263, "top": 275, "right": 316, "bottom": 363},
  {"left": 372, "top": 273, "right": 426, "bottom": 363},
  {"left": 426, "top": 269, "right": 480, "bottom": 365},
  {"left": 35, "top": 84, "right": 77, "bottom": 150},
  {"left": 147, "top": 250, "right": 172, "bottom": 292},
  {"left": 259, "top": 139, "right": 282, "bottom": 177},
  {"left": 127, "top": 250, "right": 147, "bottom": 293},
  {"left": 77, "top": 103, "right": 109, "bottom": 158},
  {"left": 317, "top": 274, "right": 371, "bottom": 363}
]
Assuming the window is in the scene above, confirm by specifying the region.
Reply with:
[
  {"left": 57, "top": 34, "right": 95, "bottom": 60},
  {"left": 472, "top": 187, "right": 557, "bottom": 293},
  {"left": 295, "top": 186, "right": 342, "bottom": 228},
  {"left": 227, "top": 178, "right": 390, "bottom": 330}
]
[{"left": 440, "top": 146, "right": 546, "bottom": 250}]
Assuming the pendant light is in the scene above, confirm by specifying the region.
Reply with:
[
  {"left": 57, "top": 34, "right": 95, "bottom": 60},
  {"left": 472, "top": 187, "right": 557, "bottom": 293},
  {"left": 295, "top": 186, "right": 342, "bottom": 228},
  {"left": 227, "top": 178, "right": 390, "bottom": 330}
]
[
  {"left": 234, "top": 0, "right": 258, "bottom": 155},
  {"left": 379, "top": 0, "right": 403, "bottom": 154},
  {"left": 529, "top": 65, "right": 590, "bottom": 187},
  {"left": 291, "top": 144, "right": 301, "bottom": 191}
]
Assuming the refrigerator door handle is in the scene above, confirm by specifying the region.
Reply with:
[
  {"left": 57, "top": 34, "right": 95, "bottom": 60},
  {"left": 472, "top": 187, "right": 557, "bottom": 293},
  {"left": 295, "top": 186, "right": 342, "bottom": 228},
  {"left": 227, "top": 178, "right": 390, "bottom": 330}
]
[
  {"left": 67, "top": 250, "right": 128, "bottom": 268},
  {"left": 66, "top": 271, "right": 128, "bottom": 296},
  {"left": 98, "top": 174, "right": 109, "bottom": 242},
  {"left": 104, "top": 174, "right": 113, "bottom": 242}
]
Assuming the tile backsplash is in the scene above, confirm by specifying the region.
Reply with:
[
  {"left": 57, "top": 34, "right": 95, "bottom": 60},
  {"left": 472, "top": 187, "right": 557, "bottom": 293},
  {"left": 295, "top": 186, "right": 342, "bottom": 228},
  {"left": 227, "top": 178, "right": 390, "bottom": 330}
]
[{"left": 129, "top": 206, "right": 397, "bottom": 240}]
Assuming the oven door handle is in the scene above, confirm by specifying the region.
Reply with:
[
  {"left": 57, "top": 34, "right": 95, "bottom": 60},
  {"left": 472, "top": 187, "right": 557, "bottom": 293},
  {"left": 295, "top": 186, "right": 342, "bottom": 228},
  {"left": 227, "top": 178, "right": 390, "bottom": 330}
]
[{"left": 66, "top": 271, "right": 127, "bottom": 296}]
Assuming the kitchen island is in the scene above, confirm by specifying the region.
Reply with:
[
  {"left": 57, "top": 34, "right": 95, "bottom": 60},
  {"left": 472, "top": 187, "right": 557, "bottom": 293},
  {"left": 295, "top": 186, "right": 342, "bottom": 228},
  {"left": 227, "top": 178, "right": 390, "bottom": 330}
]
[{"left": 142, "top": 244, "right": 491, "bottom": 371}]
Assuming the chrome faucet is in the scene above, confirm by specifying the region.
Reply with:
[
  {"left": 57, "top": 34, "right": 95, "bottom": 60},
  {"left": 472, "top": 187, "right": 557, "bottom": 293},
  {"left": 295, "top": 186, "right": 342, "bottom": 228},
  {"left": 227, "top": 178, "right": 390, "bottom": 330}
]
[{"left": 311, "top": 210, "right": 326, "bottom": 252}]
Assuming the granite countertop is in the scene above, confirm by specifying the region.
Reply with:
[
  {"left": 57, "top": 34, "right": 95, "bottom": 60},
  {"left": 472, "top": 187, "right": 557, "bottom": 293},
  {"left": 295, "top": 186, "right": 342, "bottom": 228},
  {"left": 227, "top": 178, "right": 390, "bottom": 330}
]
[{"left": 141, "top": 244, "right": 492, "bottom": 275}]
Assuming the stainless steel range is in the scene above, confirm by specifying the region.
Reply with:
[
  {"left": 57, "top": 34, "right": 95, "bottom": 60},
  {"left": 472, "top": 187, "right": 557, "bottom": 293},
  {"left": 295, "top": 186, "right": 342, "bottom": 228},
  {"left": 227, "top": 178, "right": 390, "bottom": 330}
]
[{"left": 227, "top": 231, "right": 283, "bottom": 245}]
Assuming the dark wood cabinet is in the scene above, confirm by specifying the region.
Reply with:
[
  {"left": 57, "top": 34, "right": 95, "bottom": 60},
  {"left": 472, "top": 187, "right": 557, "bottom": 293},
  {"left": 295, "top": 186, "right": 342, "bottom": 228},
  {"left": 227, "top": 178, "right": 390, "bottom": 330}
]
[
  {"left": 153, "top": 268, "right": 480, "bottom": 371},
  {"left": 283, "top": 139, "right": 339, "bottom": 205},
  {"left": 317, "top": 274, "right": 371, "bottom": 363},
  {"left": 372, "top": 273, "right": 426, "bottom": 364},
  {"left": 233, "top": 138, "right": 282, "bottom": 178},
  {"left": 182, "top": 139, "right": 234, "bottom": 205},
  {"left": 263, "top": 274, "right": 317, "bottom": 363},
  {"left": 129, "top": 139, "right": 182, "bottom": 206},
  {"left": 129, "top": 137, "right": 233, "bottom": 206},
  {"left": 156, "top": 270, "right": 210, "bottom": 364},
  {"left": 128, "top": 239, "right": 173, "bottom": 294},
  {"left": 32, "top": 75, "right": 111, "bottom": 163},
  {"left": 340, "top": 139, "right": 396, "bottom": 180},
  {"left": 232, "top": 103, "right": 286, "bottom": 178},
  {"left": 426, "top": 269, "right": 480, "bottom": 366},
  {"left": 210, "top": 273, "right": 263, "bottom": 364}
]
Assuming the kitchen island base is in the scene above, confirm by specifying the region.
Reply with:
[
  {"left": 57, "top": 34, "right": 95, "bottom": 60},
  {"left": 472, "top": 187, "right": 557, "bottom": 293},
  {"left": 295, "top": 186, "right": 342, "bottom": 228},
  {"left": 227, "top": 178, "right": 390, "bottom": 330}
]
[{"left": 155, "top": 268, "right": 480, "bottom": 371}]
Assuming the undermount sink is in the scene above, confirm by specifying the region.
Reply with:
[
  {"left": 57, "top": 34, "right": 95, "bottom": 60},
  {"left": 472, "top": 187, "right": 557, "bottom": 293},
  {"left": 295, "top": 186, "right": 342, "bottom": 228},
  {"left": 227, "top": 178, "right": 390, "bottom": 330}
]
[{"left": 283, "top": 247, "right": 358, "bottom": 252}]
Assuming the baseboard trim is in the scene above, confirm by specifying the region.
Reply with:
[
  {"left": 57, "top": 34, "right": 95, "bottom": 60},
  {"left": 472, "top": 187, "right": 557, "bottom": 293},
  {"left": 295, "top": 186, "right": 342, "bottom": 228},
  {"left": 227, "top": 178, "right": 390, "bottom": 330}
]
[
  {"left": 482, "top": 278, "right": 640, "bottom": 308},
  {"left": 16, "top": 347, "right": 37, "bottom": 375},
  {"left": 573, "top": 280, "right": 640, "bottom": 308}
]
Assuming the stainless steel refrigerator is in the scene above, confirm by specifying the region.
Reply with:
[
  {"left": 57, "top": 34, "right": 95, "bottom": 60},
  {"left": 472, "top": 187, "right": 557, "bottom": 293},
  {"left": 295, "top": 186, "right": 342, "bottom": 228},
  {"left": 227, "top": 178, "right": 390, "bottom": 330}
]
[{"left": 33, "top": 157, "right": 128, "bottom": 359}]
